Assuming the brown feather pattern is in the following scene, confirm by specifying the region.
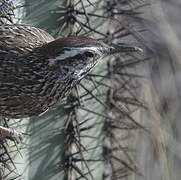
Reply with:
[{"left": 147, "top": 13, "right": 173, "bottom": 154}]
[
  {"left": 0, "top": 24, "right": 104, "bottom": 118},
  {"left": 0, "top": 24, "right": 141, "bottom": 118}
]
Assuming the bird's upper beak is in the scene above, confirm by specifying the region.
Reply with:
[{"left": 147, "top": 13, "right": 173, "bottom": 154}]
[{"left": 104, "top": 44, "right": 143, "bottom": 56}]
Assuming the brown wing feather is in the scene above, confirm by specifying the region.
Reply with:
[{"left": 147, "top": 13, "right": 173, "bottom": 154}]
[{"left": 0, "top": 24, "right": 54, "bottom": 57}]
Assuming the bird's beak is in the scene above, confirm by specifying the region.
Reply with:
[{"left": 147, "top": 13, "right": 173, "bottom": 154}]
[{"left": 107, "top": 44, "right": 143, "bottom": 55}]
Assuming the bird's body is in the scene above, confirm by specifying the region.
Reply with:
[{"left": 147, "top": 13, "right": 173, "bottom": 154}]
[
  {"left": 0, "top": 24, "right": 54, "bottom": 56},
  {"left": 0, "top": 24, "right": 142, "bottom": 119},
  {"left": 0, "top": 24, "right": 54, "bottom": 118}
]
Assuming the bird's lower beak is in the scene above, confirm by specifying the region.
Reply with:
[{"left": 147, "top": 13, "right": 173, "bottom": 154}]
[{"left": 108, "top": 44, "right": 143, "bottom": 55}]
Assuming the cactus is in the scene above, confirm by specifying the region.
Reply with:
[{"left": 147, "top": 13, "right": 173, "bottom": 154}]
[{"left": 0, "top": 0, "right": 149, "bottom": 179}]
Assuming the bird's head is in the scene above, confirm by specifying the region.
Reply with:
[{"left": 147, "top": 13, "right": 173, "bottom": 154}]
[{"left": 39, "top": 36, "right": 142, "bottom": 80}]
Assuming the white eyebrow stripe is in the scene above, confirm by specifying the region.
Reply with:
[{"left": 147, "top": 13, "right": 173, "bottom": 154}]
[
  {"left": 57, "top": 48, "right": 83, "bottom": 60},
  {"left": 55, "top": 47, "right": 101, "bottom": 60},
  {"left": 56, "top": 47, "right": 102, "bottom": 60},
  {"left": 48, "top": 47, "right": 102, "bottom": 66}
]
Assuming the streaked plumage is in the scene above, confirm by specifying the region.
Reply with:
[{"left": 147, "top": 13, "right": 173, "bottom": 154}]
[{"left": 0, "top": 24, "right": 142, "bottom": 118}]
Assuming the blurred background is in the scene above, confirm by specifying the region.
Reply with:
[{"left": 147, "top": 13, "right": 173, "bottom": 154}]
[{"left": 136, "top": 0, "right": 181, "bottom": 180}]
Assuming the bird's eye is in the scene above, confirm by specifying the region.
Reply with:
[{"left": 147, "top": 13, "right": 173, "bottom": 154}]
[{"left": 84, "top": 51, "right": 94, "bottom": 58}]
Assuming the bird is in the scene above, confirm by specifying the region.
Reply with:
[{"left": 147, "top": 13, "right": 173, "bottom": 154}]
[{"left": 0, "top": 24, "right": 142, "bottom": 119}]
